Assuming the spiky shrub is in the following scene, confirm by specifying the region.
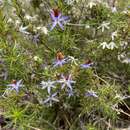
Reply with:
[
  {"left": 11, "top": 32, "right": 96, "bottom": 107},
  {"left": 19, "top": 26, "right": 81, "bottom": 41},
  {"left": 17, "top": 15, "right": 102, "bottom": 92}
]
[{"left": 0, "top": 0, "right": 130, "bottom": 130}]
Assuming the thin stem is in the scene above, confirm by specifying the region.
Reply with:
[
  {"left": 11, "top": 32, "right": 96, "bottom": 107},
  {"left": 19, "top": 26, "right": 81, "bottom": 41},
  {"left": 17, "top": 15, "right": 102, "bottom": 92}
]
[
  {"left": 114, "top": 108, "right": 130, "bottom": 117},
  {"left": 25, "top": 125, "right": 42, "bottom": 130},
  {"left": 66, "top": 23, "right": 86, "bottom": 27},
  {"left": 93, "top": 74, "right": 110, "bottom": 86}
]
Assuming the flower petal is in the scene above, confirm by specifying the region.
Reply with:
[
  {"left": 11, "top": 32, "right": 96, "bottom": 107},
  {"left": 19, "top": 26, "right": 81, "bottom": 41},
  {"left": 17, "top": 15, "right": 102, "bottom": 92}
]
[
  {"left": 58, "top": 22, "right": 64, "bottom": 30},
  {"left": 50, "top": 22, "right": 57, "bottom": 30}
]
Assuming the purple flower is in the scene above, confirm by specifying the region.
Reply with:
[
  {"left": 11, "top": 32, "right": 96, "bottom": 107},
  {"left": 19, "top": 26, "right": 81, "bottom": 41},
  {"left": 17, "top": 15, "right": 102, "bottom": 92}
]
[
  {"left": 50, "top": 9, "right": 69, "bottom": 30},
  {"left": 53, "top": 59, "right": 67, "bottom": 67},
  {"left": 80, "top": 60, "right": 93, "bottom": 69},
  {"left": 57, "top": 74, "right": 76, "bottom": 91},
  {"left": 53, "top": 52, "right": 67, "bottom": 67},
  {"left": 43, "top": 92, "right": 59, "bottom": 106},
  {"left": 32, "top": 34, "right": 40, "bottom": 44},
  {"left": 85, "top": 90, "right": 98, "bottom": 98},
  {"left": 7, "top": 80, "right": 23, "bottom": 93},
  {"left": 2, "top": 80, "right": 24, "bottom": 97}
]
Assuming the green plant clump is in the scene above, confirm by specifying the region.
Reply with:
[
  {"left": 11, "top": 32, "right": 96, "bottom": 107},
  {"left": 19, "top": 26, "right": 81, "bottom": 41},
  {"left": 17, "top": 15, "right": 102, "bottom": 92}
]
[{"left": 0, "top": 0, "right": 130, "bottom": 130}]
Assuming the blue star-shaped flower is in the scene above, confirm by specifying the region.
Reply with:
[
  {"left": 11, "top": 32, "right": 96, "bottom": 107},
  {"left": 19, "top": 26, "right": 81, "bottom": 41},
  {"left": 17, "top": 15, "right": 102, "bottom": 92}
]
[
  {"left": 80, "top": 60, "right": 93, "bottom": 69},
  {"left": 7, "top": 79, "right": 23, "bottom": 93},
  {"left": 43, "top": 92, "right": 59, "bottom": 106},
  {"left": 50, "top": 9, "right": 69, "bottom": 30},
  {"left": 2, "top": 80, "right": 24, "bottom": 97},
  {"left": 53, "top": 52, "right": 67, "bottom": 67},
  {"left": 85, "top": 90, "right": 98, "bottom": 98},
  {"left": 57, "top": 74, "right": 76, "bottom": 91}
]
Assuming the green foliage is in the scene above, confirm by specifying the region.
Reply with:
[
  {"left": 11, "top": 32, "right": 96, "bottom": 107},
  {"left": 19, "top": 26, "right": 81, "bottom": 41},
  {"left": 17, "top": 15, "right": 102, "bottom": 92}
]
[{"left": 0, "top": 0, "right": 130, "bottom": 130}]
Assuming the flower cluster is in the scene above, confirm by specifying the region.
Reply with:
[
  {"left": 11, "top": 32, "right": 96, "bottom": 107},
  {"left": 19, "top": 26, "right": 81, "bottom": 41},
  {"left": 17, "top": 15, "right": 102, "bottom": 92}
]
[
  {"left": 40, "top": 74, "right": 76, "bottom": 106},
  {"left": 53, "top": 52, "right": 93, "bottom": 69},
  {"left": 0, "top": 1, "right": 130, "bottom": 129}
]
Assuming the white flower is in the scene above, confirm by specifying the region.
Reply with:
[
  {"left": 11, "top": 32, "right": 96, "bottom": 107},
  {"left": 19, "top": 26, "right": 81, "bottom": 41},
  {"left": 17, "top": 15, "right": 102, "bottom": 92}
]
[
  {"left": 111, "top": 6, "right": 117, "bottom": 13},
  {"left": 108, "top": 41, "right": 118, "bottom": 50},
  {"left": 88, "top": 1, "right": 96, "bottom": 8},
  {"left": 19, "top": 25, "right": 30, "bottom": 35},
  {"left": 99, "top": 42, "right": 109, "bottom": 49},
  {"left": 40, "top": 80, "right": 56, "bottom": 94},
  {"left": 67, "top": 56, "right": 78, "bottom": 66},
  {"left": 99, "top": 41, "right": 118, "bottom": 50},
  {"left": 120, "top": 41, "right": 128, "bottom": 49},
  {"left": 43, "top": 92, "right": 59, "bottom": 106},
  {"left": 98, "top": 21, "right": 110, "bottom": 32},
  {"left": 118, "top": 52, "right": 130, "bottom": 63},
  {"left": 118, "top": 52, "right": 130, "bottom": 64},
  {"left": 111, "top": 31, "right": 118, "bottom": 41},
  {"left": 122, "top": 58, "right": 130, "bottom": 64},
  {"left": 118, "top": 52, "right": 126, "bottom": 61}
]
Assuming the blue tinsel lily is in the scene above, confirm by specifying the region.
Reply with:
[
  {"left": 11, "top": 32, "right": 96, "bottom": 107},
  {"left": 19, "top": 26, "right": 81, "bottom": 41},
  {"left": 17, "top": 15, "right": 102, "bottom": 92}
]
[
  {"left": 43, "top": 92, "right": 59, "bottom": 107},
  {"left": 53, "top": 52, "right": 67, "bottom": 67},
  {"left": 7, "top": 80, "right": 23, "bottom": 93},
  {"left": 57, "top": 74, "right": 76, "bottom": 91},
  {"left": 80, "top": 59, "right": 93, "bottom": 69},
  {"left": 2, "top": 80, "right": 23, "bottom": 97},
  {"left": 85, "top": 90, "right": 98, "bottom": 98},
  {"left": 50, "top": 9, "right": 69, "bottom": 30}
]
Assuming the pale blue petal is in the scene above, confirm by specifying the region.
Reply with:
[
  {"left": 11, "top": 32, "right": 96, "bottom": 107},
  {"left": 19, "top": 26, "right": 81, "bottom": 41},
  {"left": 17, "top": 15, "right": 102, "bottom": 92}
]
[
  {"left": 58, "top": 22, "right": 64, "bottom": 30},
  {"left": 50, "top": 22, "right": 57, "bottom": 30}
]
